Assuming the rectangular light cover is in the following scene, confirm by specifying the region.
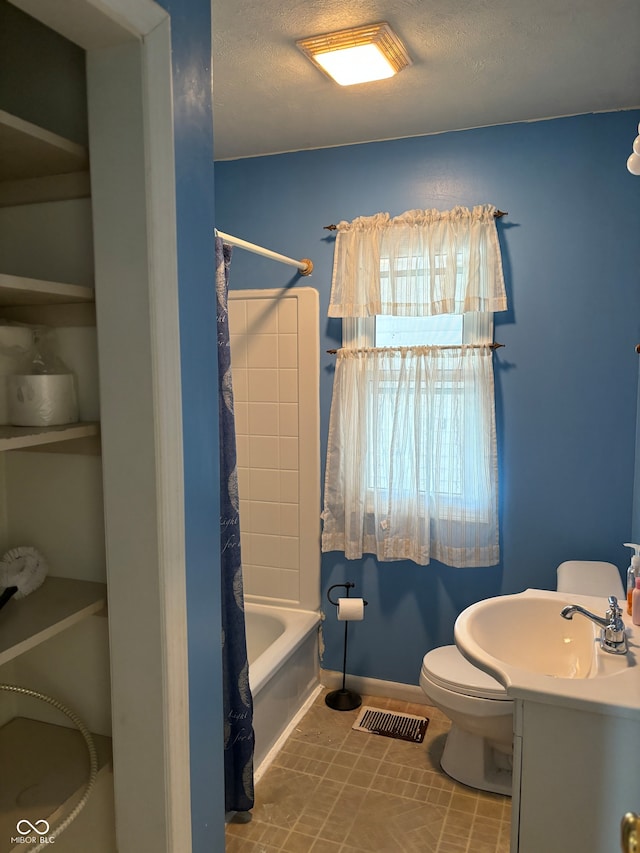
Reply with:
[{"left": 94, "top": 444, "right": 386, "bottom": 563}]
[{"left": 297, "top": 22, "right": 411, "bottom": 86}]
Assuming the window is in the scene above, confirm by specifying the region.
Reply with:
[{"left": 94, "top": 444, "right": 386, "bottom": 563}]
[
  {"left": 375, "top": 314, "right": 463, "bottom": 347},
  {"left": 343, "top": 312, "right": 494, "bottom": 518},
  {"left": 342, "top": 313, "right": 491, "bottom": 348}
]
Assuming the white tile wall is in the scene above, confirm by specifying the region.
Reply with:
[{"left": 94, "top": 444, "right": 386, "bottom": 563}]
[{"left": 228, "top": 288, "right": 319, "bottom": 610}]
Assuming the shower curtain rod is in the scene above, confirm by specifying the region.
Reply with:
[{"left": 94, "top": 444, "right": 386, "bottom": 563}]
[{"left": 215, "top": 229, "right": 313, "bottom": 276}]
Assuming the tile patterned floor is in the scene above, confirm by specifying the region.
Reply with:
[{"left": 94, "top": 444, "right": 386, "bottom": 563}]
[{"left": 226, "top": 689, "right": 511, "bottom": 852}]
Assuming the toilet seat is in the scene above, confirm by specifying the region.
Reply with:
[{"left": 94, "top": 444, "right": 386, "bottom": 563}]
[{"left": 421, "top": 646, "right": 509, "bottom": 701}]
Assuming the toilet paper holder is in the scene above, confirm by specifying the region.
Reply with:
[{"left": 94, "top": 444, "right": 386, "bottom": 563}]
[{"left": 325, "top": 582, "right": 368, "bottom": 712}]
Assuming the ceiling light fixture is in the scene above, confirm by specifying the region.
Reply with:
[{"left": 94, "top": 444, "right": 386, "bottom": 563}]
[{"left": 297, "top": 22, "right": 411, "bottom": 87}]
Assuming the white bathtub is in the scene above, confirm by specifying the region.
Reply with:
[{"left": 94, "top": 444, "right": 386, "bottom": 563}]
[{"left": 245, "top": 602, "right": 321, "bottom": 772}]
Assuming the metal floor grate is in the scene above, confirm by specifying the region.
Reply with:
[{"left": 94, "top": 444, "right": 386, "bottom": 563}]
[{"left": 352, "top": 706, "right": 429, "bottom": 743}]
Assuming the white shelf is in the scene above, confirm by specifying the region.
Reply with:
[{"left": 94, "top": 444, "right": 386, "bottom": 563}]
[
  {"left": 0, "top": 273, "right": 94, "bottom": 306},
  {"left": 0, "top": 717, "right": 112, "bottom": 853},
  {"left": 0, "top": 272, "right": 96, "bottom": 330},
  {"left": 0, "top": 110, "right": 90, "bottom": 208},
  {"left": 0, "top": 576, "right": 107, "bottom": 667},
  {"left": 0, "top": 110, "right": 88, "bottom": 181},
  {"left": 0, "top": 172, "right": 91, "bottom": 209},
  {"left": 0, "top": 273, "right": 97, "bottom": 451},
  {"left": 0, "top": 422, "right": 100, "bottom": 453}
]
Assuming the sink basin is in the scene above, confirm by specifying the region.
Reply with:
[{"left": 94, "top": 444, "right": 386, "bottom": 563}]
[
  {"left": 454, "top": 589, "right": 635, "bottom": 696},
  {"left": 455, "top": 592, "right": 597, "bottom": 679}
]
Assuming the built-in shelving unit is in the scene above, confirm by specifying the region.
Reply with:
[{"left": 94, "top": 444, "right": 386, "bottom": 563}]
[
  {"left": 0, "top": 69, "right": 110, "bottom": 849},
  {"left": 0, "top": 110, "right": 90, "bottom": 208},
  {"left": 1, "top": 5, "right": 183, "bottom": 847}
]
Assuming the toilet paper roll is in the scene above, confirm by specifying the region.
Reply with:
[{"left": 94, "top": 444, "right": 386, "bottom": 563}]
[
  {"left": 337, "top": 597, "right": 365, "bottom": 621},
  {"left": 8, "top": 374, "right": 79, "bottom": 427}
]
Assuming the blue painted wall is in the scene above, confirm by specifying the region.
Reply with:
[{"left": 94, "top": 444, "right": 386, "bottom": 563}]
[
  {"left": 215, "top": 111, "right": 640, "bottom": 688},
  {"left": 158, "top": 1, "right": 224, "bottom": 850}
]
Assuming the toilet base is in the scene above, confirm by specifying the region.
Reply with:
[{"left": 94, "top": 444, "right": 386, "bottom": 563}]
[{"left": 440, "top": 724, "right": 513, "bottom": 796}]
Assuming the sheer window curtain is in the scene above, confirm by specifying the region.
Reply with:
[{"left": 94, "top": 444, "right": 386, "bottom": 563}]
[
  {"left": 321, "top": 205, "right": 506, "bottom": 568},
  {"left": 328, "top": 205, "right": 507, "bottom": 318}
]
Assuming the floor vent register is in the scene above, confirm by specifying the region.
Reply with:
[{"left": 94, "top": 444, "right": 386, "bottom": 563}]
[{"left": 352, "top": 706, "right": 429, "bottom": 743}]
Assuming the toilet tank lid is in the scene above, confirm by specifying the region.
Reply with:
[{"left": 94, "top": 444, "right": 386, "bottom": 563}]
[{"left": 422, "top": 645, "right": 509, "bottom": 699}]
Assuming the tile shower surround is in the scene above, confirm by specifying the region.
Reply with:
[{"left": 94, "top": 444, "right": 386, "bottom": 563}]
[
  {"left": 228, "top": 288, "right": 319, "bottom": 610},
  {"left": 226, "top": 689, "right": 511, "bottom": 852}
]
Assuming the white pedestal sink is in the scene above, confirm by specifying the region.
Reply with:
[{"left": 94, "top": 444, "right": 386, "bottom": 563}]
[{"left": 454, "top": 589, "right": 640, "bottom": 853}]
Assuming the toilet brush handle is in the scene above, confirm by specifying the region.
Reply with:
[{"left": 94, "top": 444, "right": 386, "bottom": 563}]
[{"left": 0, "top": 586, "right": 18, "bottom": 611}]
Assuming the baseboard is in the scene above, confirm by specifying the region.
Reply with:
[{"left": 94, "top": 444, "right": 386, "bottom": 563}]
[{"left": 320, "top": 669, "right": 428, "bottom": 706}]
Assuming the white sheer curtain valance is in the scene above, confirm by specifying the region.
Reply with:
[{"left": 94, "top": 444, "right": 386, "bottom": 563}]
[
  {"left": 321, "top": 345, "right": 500, "bottom": 568},
  {"left": 328, "top": 204, "right": 507, "bottom": 317}
]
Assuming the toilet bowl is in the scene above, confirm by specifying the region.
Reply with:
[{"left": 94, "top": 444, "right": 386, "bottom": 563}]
[
  {"left": 419, "top": 645, "right": 514, "bottom": 795},
  {"left": 419, "top": 560, "right": 625, "bottom": 796}
]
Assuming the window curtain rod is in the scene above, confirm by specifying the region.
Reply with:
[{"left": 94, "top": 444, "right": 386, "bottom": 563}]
[
  {"left": 215, "top": 229, "right": 313, "bottom": 276},
  {"left": 322, "top": 210, "right": 508, "bottom": 231},
  {"left": 326, "top": 343, "right": 505, "bottom": 354}
]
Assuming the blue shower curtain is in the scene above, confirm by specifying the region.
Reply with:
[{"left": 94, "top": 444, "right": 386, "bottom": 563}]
[{"left": 216, "top": 237, "right": 255, "bottom": 815}]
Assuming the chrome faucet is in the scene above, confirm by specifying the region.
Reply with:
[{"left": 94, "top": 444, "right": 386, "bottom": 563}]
[{"left": 560, "top": 595, "right": 628, "bottom": 655}]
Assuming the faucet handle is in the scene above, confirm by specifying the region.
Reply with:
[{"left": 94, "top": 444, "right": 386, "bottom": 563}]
[
  {"left": 607, "top": 595, "right": 622, "bottom": 616},
  {"left": 606, "top": 596, "right": 624, "bottom": 626}
]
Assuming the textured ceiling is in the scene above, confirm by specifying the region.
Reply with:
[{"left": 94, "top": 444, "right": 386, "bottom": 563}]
[{"left": 212, "top": 0, "right": 640, "bottom": 161}]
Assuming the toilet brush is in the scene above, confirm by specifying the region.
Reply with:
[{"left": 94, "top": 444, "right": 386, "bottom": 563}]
[{"left": 0, "top": 546, "right": 48, "bottom": 611}]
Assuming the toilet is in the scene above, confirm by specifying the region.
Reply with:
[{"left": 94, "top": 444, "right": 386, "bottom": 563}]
[
  {"left": 420, "top": 645, "right": 514, "bottom": 795},
  {"left": 419, "top": 560, "right": 624, "bottom": 796}
]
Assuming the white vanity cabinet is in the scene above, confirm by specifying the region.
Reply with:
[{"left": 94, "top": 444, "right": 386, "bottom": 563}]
[{"left": 512, "top": 699, "right": 640, "bottom": 853}]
